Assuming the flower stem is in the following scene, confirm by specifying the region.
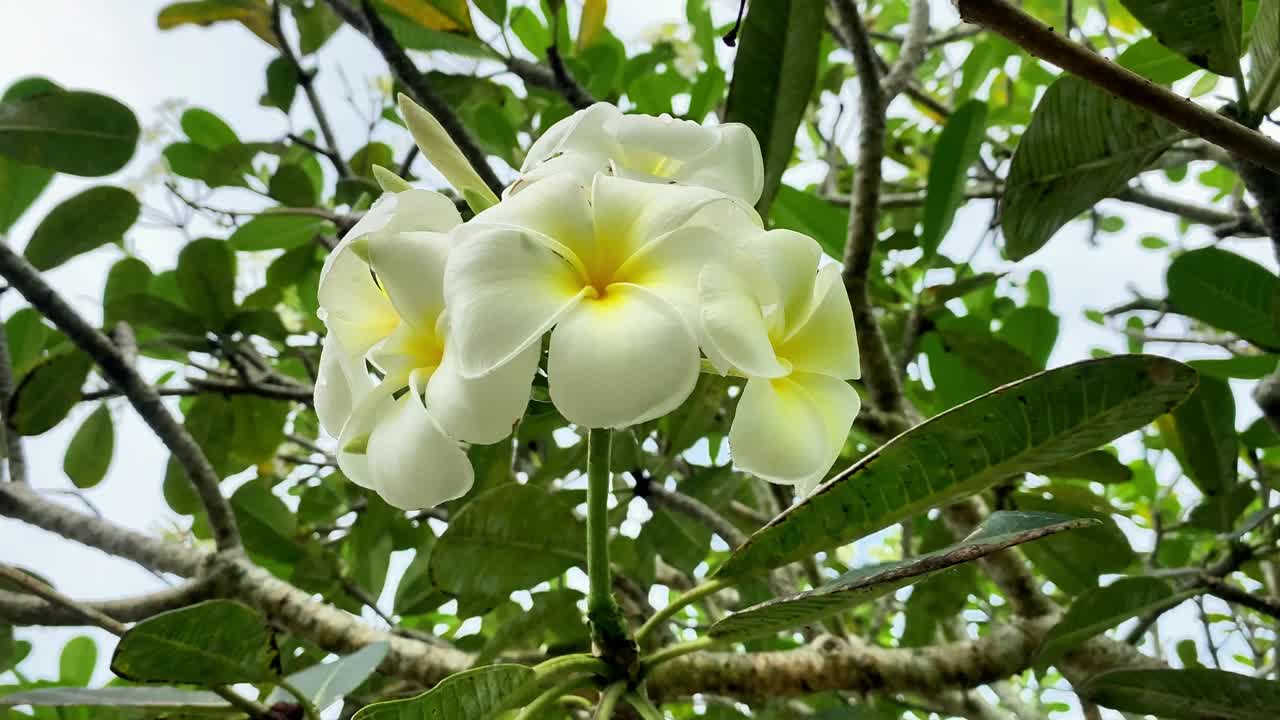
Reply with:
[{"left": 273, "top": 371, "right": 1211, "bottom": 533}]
[
  {"left": 640, "top": 636, "right": 717, "bottom": 672},
  {"left": 277, "top": 679, "right": 320, "bottom": 720},
  {"left": 586, "top": 428, "right": 637, "bottom": 673},
  {"left": 625, "top": 690, "right": 665, "bottom": 720},
  {"left": 594, "top": 681, "right": 628, "bottom": 719},
  {"left": 634, "top": 577, "right": 730, "bottom": 644},
  {"left": 514, "top": 675, "right": 590, "bottom": 720}
]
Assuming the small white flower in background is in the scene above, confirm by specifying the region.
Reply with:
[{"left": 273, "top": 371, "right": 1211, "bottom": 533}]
[
  {"left": 314, "top": 189, "right": 537, "bottom": 510},
  {"left": 698, "top": 230, "right": 862, "bottom": 496},
  {"left": 511, "top": 103, "right": 764, "bottom": 205},
  {"left": 445, "top": 172, "right": 760, "bottom": 429}
]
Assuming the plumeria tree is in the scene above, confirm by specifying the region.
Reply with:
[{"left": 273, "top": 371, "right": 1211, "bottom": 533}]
[{"left": 1, "top": 0, "right": 1280, "bottom": 718}]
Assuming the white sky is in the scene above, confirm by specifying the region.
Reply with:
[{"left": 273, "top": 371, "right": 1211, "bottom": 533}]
[{"left": 1, "top": 0, "right": 1276, "bottom": 717}]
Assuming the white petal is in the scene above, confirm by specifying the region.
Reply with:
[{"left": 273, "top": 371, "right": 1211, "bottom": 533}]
[
  {"left": 789, "top": 373, "right": 861, "bottom": 496},
  {"left": 469, "top": 173, "right": 596, "bottom": 274},
  {"left": 591, "top": 175, "right": 754, "bottom": 267},
  {"left": 610, "top": 113, "right": 719, "bottom": 179},
  {"left": 336, "top": 382, "right": 397, "bottom": 489},
  {"left": 444, "top": 225, "right": 586, "bottom": 377},
  {"left": 728, "top": 375, "right": 829, "bottom": 484},
  {"left": 679, "top": 123, "right": 765, "bottom": 204},
  {"left": 778, "top": 264, "right": 862, "bottom": 379},
  {"left": 368, "top": 230, "right": 450, "bottom": 331},
  {"left": 548, "top": 284, "right": 699, "bottom": 428},
  {"left": 749, "top": 229, "right": 822, "bottom": 330},
  {"left": 522, "top": 103, "right": 618, "bottom": 172},
  {"left": 315, "top": 334, "right": 373, "bottom": 438},
  {"left": 427, "top": 327, "right": 540, "bottom": 445},
  {"left": 697, "top": 264, "right": 786, "bottom": 378},
  {"left": 383, "top": 189, "right": 464, "bottom": 234},
  {"left": 367, "top": 392, "right": 475, "bottom": 509}
]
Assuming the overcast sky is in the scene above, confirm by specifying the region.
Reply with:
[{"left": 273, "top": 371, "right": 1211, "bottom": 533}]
[{"left": 1, "top": 1, "right": 1276, "bottom": 716}]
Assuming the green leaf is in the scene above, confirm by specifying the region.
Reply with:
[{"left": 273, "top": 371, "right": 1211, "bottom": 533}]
[
  {"left": 351, "top": 664, "right": 533, "bottom": 720},
  {"left": 4, "top": 308, "right": 49, "bottom": 380},
  {"left": 1166, "top": 246, "right": 1280, "bottom": 350},
  {"left": 295, "top": 0, "right": 343, "bottom": 54},
  {"left": 1084, "top": 668, "right": 1280, "bottom": 720},
  {"left": 0, "top": 90, "right": 139, "bottom": 176},
  {"left": 769, "top": 184, "right": 850, "bottom": 259},
  {"left": 997, "top": 306, "right": 1060, "bottom": 369},
  {"left": 921, "top": 101, "right": 987, "bottom": 258},
  {"left": 23, "top": 186, "right": 139, "bottom": 270},
  {"left": 230, "top": 214, "right": 335, "bottom": 251},
  {"left": 708, "top": 512, "right": 1095, "bottom": 642},
  {"left": 430, "top": 484, "right": 584, "bottom": 610},
  {"left": 110, "top": 600, "right": 280, "bottom": 684},
  {"left": 157, "top": 0, "right": 279, "bottom": 48},
  {"left": 181, "top": 107, "right": 238, "bottom": 149},
  {"left": 1251, "top": 0, "right": 1280, "bottom": 110},
  {"left": 265, "top": 642, "right": 389, "bottom": 711},
  {"left": 1189, "top": 355, "right": 1279, "bottom": 380},
  {"left": 1118, "top": 0, "right": 1243, "bottom": 77},
  {"left": 1038, "top": 578, "right": 1190, "bottom": 665},
  {"left": 107, "top": 292, "right": 204, "bottom": 335},
  {"left": 269, "top": 163, "right": 317, "bottom": 206},
  {"left": 231, "top": 482, "right": 302, "bottom": 563},
  {"left": 177, "top": 238, "right": 237, "bottom": 331},
  {"left": 1165, "top": 374, "right": 1237, "bottom": 496},
  {"left": 63, "top": 404, "right": 114, "bottom": 489},
  {"left": 1117, "top": 37, "right": 1200, "bottom": 84},
  {"left": 724, "top": 0, "right": 823, "bottom": 215},
  {"left": 1002, "top": 76, "right": 1179, "bottom": 260},
  {"left": 509, "top": 7, "right": 549, "bottom": 56},
  {"left": 1014, "top": 492, "right": 1135, "bottom": 594},
  {"left": 395, "top": 536, "right": 445, "bottom": 616},
  {"left": 10, "top": 351, "right": 92, "bottom": 436},
  {"left": 0, "top": 687, "right": 231, "bottom": 712},
  {"left": 715, "top": 354, "right": 1199, "bottom": 577},
  {"left": 59, "top": 635, "right": 97, "bottom": 686},
  {"left": 0, "top": 156, "right": 53, "bottom": 235},
  {"left": 1039, "top": 450, "right": 1133, "bottom": 484},
  {"left": 264, "top": 57, "right": 299, "bottom": 112},
  {"left": 472, "top": 590, "right": 587, "bottom": 667}
]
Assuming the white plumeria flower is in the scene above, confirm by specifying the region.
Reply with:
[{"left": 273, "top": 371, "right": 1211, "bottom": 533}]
[
  {"left": 445, "top": 173, "right": 760, "bottom": 429},
  {"left": 698, "top": 230, "right": 862, "bottom": 495},
  {"left": 510, "top": 103, "right": 765, "bottom": 205},
  {"left": 314, "top": 189, "right": 539, "bottom": 509}
]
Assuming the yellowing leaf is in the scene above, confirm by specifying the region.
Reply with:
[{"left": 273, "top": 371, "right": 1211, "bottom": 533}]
[
  {"left": 156, "top": 0, "right": 280, "bottom": 48},
  {"left": 578, "top": 0, "right": 608, "bottom": 51},
  {"left": 380, "top": 0, "right": 474, "bottom": 34}
]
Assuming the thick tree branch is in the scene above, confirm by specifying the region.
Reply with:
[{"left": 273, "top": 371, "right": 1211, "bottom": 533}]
[
  {"left": 0, "top": 315, "right": 28, "bottom": 484},
  {"left": 0, "top": 245, "right": 242, "bottom": 552},
  {"left": 1202, "top": 576, "right": 1280, "bottom": 622},
  {"left": 322, "top": 0, "right": 504, "bottom": 197},
  {"left": 0, "top": 579, "right": 217, "bottom": 626},
  {"left": 952, "top": 0, "right": 1280, "bottom": 175}
]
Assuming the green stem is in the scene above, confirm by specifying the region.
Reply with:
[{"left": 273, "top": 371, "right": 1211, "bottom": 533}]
[
  {"left": 594, "top": 681, "right": 627, "bottom": 719},
  {"left": 586, "top": 428, "right": 634, "bottom": 667},
  {"left": 278, "top": 679, "right": 320, "bottom": 720},
  {"left": 634, "top": 577, "right": 731, "bottom": 644},
  {"left": 640, "top": 636, "right": 717, "bottom": 672},
  {"left": 1254, "top": 60, "right": 1280, "bottom": 122},
  {"left": 532, "top": 653, "right": 610, "bottom": 681},
  {"left": 515, "top": 676, "right": 590, "bottom": 720},
  {"left": 625, "top": 691, "right": 665, "bottom": 720},
  {"left": 210, "top": 686, "right": 272, "bottom": 719}
]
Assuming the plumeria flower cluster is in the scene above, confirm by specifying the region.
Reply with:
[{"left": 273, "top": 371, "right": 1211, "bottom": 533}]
[{"left": 315, "top": 98, "right": 861, "bottom": 509}]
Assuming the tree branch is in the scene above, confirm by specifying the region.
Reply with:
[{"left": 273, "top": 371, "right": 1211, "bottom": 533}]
[
  {"left": 880, "top": 0, "right": 931, "bottom": 100},
  {"left": 1202, "top": 576, "right": 1280, "bottom": 621},
  {"left": 0, "top": 244, "right": 243, "bottom": 552},
  {"left": 0, "top": 579, "right": 217, "bottom": 626},
  {"left": 952, "top": 0, "right": 1280, "bottom": 175},
  {"left": 272, "top": 1, "right": 351, "bottom": 179},
  {"left": 0, "top": 315, "right": 28, "bottom": 484},
  {"left": 322, "top": 0, "right": 505, "bottom": 197}
]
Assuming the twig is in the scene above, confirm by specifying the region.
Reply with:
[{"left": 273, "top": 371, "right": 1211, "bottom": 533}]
[
  {"left": 1202, "top": 576, "right": 1280, "bottom": 621},
  {"left": 953, "top": 0, "right": 1280, "bottom": 175},
  {"left": 323, "top": 0, "right": 504, "bottom": 197},
  {"left": 0, "top": 245, "right": 243, "bottom": 552},
  {"left": 272, "top": 1, "right": 351, "bottom": 179},
  {"left": 0, "top": 315, "right": 28, "bottom": 484},
  {"left": 0, "top": 579, "right": 218, "bottom": 626},
  {"left": 546, "top": 7, "right": 596, "bottom": 110},
  {"left": 880, "top": 0, "right": 931, "bottom": 100}
]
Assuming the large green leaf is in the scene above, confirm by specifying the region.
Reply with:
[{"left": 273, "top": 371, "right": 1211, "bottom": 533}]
[
  {"left": 177, "top": 238, "right": 237, "bottom": 331},
  {"left": 1014, "top": 492, "right": 1135, "bottom": 594},
  {"left": 1040, "top": 450, "right": 1133, "bottom": 484},
  {"left": 430, "top": 484, "right": 584, "bottom": 610},
  {"left": 351, "top": 664, "right": 533, "bottom": 720},
  {"left": 229, "top": 214, "right": 335, "bottom": 251},
  {"left": 1037, "top": 577, "right": 1189, "bottom": 664},
  {"left": 231, "top": 481, "right": 302, "bottom": 563},
  {"left": 921, "top": 101, "right": 988, "bottom": 258},
  {"left": 715, "top": 354, "right": 1198, "bottom": 577},
  {"left": 1117, "top": 37, "right": 1200, "bottom": 84},
  {"left": 23, "top": 186, "right": 139, "bottom": 271},
  {"left": 1084, "top": 668, "right": 1280, "bottom": 720},
  {"left": 709, "top": 512, "right": 1094, "bottom": 642},
  {"left": 265, "top": 642, "right": 388, "bottom": 711},
  {"left": 10, "top": 351, "right": 92, "bottom": 436},
  {"left": 63, "top": 403, "right": 114, "bottom": 489},
  {"left": 724, "top": 0, "right": 823, "bottom": 215},
  {"left": 0, "top": 90, "right": 139, "bottom": 176},
  {"left": 769, "top": 184, "right": 849, "bottom": 259},
  {"left": 1250, "top": 0, "right": 1280, "bottom": 110},
  {"left": 1118, "top": 0, "right": 1243, "bottom": 77},
  {"left": 1166, "top": 247, "right": 1280, "bottom": 351},
  {"left": 59, "top": 635, "right": 97, "bottom": 686},
  {"left": 1002, "top": 76, "right": 1179, "bottom": 260},
  {"left": 0, "top": 157, "right": 52, "bottom": 235},
  {"left": 0, "top": 687, "right": 232, "bottom": 713},
  {"left": 110, "top": 600, "right": 280, "bottom": 684},
  {"left": 1165, "top": 374, "right": 1237, "bottom": 496}
]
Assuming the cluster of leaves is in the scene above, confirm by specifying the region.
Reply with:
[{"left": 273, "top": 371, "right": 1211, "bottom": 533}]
[{"left": 1, "top": 0, "right": 1279, "bottom": 719}]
